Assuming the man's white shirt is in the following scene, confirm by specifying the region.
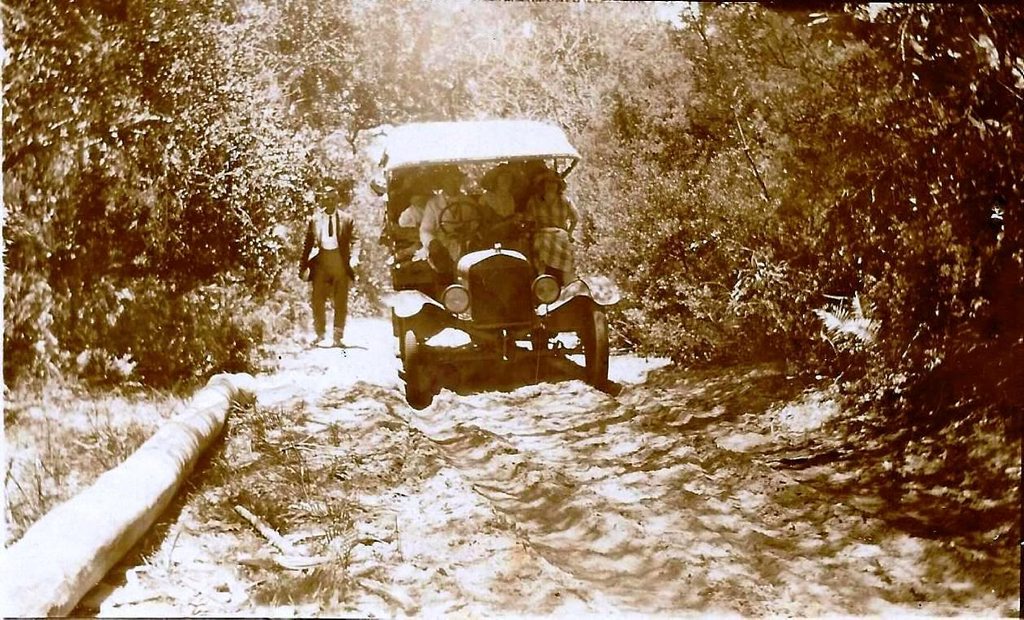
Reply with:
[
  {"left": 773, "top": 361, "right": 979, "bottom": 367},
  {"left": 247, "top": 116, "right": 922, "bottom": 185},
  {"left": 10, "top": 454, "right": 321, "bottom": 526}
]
[{"left": 316, "top": 209, "right": 340, "bottom": 250}]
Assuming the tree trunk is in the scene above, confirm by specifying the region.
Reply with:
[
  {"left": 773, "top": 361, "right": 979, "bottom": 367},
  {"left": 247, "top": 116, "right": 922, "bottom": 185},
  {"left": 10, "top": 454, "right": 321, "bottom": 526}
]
[{"left": 0, "top": 372, "right": 256, "bottom": 617}]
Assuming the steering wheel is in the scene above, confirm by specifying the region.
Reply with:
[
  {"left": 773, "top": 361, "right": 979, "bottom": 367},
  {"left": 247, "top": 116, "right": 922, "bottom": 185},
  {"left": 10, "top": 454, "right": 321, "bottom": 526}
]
[{"left": 438, "top": 199, "right": 488, "bottom": 240}]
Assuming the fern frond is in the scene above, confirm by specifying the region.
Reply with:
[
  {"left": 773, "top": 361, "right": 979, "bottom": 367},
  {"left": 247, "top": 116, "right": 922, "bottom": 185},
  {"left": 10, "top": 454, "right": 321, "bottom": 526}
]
[{"left": 815, "top": 295, "right": 877, "bottom": 343}]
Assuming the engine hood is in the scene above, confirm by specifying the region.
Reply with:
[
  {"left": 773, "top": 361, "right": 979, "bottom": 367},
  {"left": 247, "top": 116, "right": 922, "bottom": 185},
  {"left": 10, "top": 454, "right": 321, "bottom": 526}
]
[{"left": 456, "top": 246, "right": 529, "bottom": 278}]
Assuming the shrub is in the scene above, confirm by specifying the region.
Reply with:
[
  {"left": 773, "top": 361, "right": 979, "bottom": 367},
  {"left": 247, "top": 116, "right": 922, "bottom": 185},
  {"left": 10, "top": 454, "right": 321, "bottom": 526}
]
[
  {"left": 3, "top": 272, "right": 62, "bottom": 386},
  {"left": 103, "top": 280, "right": 266, "bottom": 389}
]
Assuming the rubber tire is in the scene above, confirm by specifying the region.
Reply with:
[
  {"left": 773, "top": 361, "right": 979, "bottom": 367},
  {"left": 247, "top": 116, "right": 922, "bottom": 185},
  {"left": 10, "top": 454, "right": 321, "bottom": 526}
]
[
  {"left": 583, "top": 309, "right": 609, "bottom": 389},
  {"left": 403, "top": 329, "right": 432, "bottom": 409}
]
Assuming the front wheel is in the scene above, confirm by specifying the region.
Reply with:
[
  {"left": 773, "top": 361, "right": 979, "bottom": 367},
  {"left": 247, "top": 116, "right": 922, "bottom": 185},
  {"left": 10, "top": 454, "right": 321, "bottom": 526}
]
[
  {"left": 403, "top": 329, "right": 433, "bottom": 409},
  {"left": 394, "top": 315, "right": 406, "bottom": 359},
  {"left": 582, "top": 309, "right": 609, "bottom": 389}
]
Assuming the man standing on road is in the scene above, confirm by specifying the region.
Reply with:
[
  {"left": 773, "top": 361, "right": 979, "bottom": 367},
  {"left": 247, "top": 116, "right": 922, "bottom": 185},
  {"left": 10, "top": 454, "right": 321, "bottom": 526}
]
[{"left": 300, "top": 178, "right": 358, "bottom": 348}]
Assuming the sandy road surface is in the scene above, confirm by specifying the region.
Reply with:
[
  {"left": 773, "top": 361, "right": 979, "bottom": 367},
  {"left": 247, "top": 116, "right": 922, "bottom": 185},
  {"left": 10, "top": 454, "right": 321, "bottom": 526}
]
[{"left": 78, "top": 317, "right": 1019, "bottom": 617}]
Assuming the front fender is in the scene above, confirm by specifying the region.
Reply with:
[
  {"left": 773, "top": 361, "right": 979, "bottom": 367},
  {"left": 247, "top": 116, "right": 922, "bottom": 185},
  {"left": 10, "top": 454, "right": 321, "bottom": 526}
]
[
  {"left": 386, "top": 290, "right": 454, "bottom": 341},
  {"left": 542, "top": 275, "right": 618, "bottom": 333},
  {"left": 549, "top": 275, "right": 619, "bottom": 311},
  {"left": 388, "top": 289, "right": 442, "bottom": 319},
  {"left": 578, "top": 275, "right": 620, "bottom": 306},
  {"left": 543, "top": 294, "right": 599, "bottom": 333}
]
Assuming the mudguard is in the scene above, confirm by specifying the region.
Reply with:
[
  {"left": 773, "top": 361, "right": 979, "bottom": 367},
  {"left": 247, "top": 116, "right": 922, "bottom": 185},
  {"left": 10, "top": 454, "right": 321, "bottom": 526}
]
[
  {"left": 548, "top": 276, "right": 620, "bottom": 310},
  {"left": 578, "top": 274, "right": 621, "bottom": 306},
  {"left": 388, "top": 289, "right": 442, "bottom": 319},
  {"left": 543, "top": 276, "right": 619, "bottom": 333},
  {"left": 386, "top": 290, "right": 454, "bottom": 341}
]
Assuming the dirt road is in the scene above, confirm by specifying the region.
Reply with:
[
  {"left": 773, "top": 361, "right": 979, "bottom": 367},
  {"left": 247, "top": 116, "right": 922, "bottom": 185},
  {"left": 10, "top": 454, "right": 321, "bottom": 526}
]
[{"left": 77, "top": 317, "right": 1019, "bottom": 617}]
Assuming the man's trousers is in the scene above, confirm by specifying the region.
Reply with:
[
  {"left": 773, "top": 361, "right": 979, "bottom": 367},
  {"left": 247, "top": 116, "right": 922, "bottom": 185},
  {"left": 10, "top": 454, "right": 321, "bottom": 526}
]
[{"left": 311, "top": 248, "right": 349, "bottom": 340}]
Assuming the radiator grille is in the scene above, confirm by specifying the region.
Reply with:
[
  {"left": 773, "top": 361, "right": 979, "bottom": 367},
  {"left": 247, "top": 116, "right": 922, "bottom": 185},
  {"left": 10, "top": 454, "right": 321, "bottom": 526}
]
[{"left": 467, "top": 255, "right": 535, "bottom": 325}]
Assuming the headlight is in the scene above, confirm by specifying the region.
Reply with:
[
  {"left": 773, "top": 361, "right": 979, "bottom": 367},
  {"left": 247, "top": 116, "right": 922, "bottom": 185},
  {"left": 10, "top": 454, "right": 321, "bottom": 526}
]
[
  {"left": 442, "top": 284, "right": 470, "bottom": 314},
  {"left": 532, "top": 275, "right": 560, "bottom": 304}
]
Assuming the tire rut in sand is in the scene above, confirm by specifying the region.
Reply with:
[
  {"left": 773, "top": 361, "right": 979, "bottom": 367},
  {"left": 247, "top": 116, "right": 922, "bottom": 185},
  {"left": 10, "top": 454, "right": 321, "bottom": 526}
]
[
  {"left": 405, "top": 381, "right": 747, "bottom": 614},
  {"left": 402, "top": 369, "right": 988, "bottom": 617}
]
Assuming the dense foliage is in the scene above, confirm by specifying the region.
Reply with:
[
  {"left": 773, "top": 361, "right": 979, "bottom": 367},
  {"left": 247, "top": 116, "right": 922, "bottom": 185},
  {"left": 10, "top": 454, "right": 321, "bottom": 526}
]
[
  {"left": 4, "top": 0, "right": 1020, "bottom": 476},
  {"left": 591, "top": 5, "right": 1023, "bottom": 438},
  {"left": 4, "top": 0, "right": 315, "bottom": 387}
]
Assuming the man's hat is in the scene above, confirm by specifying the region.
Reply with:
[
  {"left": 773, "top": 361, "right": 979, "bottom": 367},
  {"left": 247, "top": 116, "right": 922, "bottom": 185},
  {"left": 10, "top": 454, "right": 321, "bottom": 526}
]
[{"left": 321, "top": 177, "right": 354, "bottom": 195}]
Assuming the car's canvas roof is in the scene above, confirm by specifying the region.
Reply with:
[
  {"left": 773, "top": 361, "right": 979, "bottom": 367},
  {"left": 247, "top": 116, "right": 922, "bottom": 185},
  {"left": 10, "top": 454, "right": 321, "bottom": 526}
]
[{"left": 379, "top": 120, "right": 580, "bottom": 172}]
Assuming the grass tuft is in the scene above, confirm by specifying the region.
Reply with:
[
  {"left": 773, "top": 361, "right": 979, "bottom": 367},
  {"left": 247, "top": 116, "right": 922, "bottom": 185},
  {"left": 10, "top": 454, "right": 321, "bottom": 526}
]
[{"left": 4, "top": 390, "right": 175, "bottom": 544}]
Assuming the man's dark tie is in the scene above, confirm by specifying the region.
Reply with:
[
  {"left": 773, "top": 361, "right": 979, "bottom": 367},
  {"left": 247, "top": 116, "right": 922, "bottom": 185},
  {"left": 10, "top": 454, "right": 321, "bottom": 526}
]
[{"left": 328, "top": 213, "right": 334, "bottom": 236}]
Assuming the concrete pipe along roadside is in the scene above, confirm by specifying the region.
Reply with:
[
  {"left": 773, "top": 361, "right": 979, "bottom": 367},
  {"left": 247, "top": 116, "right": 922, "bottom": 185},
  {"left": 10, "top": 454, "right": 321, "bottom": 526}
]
[{"left": 1, "top": 372, "right": 257, "bottom": 617}]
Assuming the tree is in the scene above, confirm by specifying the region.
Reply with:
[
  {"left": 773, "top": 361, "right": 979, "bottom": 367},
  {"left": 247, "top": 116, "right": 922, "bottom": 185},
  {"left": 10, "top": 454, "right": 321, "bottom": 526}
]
[{"left": 3, "top": 0, "right": 307, "bottom": 386}]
